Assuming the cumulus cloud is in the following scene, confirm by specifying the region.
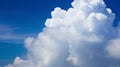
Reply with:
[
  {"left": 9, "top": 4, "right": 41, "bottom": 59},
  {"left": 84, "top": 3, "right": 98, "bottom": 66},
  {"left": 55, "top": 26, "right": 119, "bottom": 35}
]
[
  {"left": 4, "top": 0, "right": 120, "bottom": 67},
  {"left": 106, "top": 39, "right": 120, "bottom": 59}
]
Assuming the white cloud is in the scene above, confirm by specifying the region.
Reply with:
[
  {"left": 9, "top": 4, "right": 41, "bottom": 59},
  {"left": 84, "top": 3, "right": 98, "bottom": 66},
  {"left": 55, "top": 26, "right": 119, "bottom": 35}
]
[
  {"left": 0, "top": 24, "right": 35, "bottom": 43},
  {"left": 106, "top": 39, "right": 120, "bottom": 59},
  {"left": 4, "top": 0, "right": 120, "bottom": 67}
]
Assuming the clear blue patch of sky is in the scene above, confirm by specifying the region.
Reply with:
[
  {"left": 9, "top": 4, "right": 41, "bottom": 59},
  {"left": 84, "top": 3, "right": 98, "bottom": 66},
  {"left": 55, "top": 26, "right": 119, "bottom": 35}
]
[
  {"left": 104, "top": 0, "right": 120, "bottom": 26},
  {"left": 0, "top": 0, "right": 73, "bottom": 34}
]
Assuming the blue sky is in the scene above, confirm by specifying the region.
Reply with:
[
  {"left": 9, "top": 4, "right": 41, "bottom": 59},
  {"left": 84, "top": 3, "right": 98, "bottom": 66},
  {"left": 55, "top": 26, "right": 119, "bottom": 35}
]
[
  {"left": 0, "top": 0, "right": 73, "bottom": 43},
  {"left": 0, "top": 0, "right": 73, "bottom": 66},
  {"left": 0, "top": 0, "right": 120, "bottom": 67}
]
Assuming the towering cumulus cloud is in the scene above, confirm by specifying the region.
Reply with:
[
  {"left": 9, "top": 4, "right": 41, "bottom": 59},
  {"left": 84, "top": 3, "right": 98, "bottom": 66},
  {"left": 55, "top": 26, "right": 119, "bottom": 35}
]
[{"left": 5, "top": 0, "right": 120, "bottom": 67}]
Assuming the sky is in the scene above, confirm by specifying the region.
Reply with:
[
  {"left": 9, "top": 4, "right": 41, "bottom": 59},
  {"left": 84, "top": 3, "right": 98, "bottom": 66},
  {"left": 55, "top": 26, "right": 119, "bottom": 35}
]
[
  {"left": 0, "top": 0, "right": 73, "bottom": 66},
  {"left": 0, "top": 0, "right": 120, "bottom": 67}
]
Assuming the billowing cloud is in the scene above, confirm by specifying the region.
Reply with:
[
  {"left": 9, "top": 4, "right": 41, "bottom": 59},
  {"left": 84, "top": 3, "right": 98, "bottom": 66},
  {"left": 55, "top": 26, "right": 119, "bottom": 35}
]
[
  {"left": 106, "top": 39, "right": 120, "bottom": 59},
  {"left": 4, "top": 0, "right": 120, "bottom": 67}
]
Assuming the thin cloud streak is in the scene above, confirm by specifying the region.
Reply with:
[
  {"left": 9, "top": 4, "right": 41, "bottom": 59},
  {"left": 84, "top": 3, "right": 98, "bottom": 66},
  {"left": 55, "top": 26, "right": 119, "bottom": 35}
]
[{"left": 0, "top": 24, "right": 35, "bottom": 43}]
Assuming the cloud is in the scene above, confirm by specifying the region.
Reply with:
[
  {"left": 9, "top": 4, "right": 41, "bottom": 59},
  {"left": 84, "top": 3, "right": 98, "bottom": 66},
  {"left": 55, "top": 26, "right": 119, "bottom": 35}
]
[
  {"left": 0, "top": 25, "right": 22, "bottom": 43},
  {"left": 0, "top": 24, "right": 34, "bottom": 43},
  {"left": 106, "top": 39, "right": 120, "bottom": 59},
  {"left": 4, "top": 0, "right": 120, "bottom": 67},
  {"left": 0, "top": 25, "right": 14, "bottom": 35}
]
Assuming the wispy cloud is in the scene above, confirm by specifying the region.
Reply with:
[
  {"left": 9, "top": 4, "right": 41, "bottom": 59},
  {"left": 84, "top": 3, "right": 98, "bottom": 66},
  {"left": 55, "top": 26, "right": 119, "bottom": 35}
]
[{"left": 0, "top": 24, "right": 34, "bottom": 43}]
